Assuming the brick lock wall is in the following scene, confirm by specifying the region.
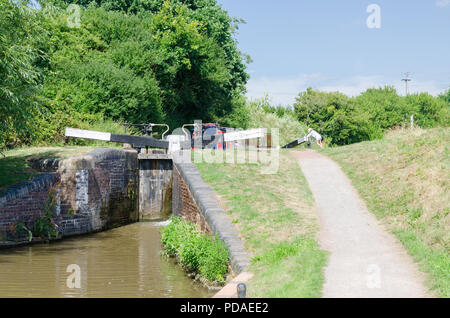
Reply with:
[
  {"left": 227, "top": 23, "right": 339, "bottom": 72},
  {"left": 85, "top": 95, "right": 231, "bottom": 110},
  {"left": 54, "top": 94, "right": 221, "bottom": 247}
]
[
  {"left": 0, "top": 149, "right": 139, "bottom": 245},
  {"left": 171, "top": 155, "right": 251, "bottom": 274},
  {"left": 57, "top": 148, "right": 139, "bottom": 235},
  {"left": 0, "top": 174, "right": 60, "bottom": 241},
  {"left": 172, "top": 164, "right": 210, "bottom": 233}
]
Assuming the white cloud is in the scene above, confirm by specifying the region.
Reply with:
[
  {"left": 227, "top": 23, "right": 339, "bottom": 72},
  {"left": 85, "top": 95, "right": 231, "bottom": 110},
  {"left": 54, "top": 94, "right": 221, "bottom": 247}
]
[
  {"left": 246, "top": 74, "right": 325, "bottom": 106},
  {"left": 246, "top": 74, "right": 448, "bottom": 106},
  {"left": 436, "top": 0, "right": 450, "bottom": 8},
  {"left": 317, "top": 75, "right": 388, "bottom": 97},
  {"left": 403, "top": 79, "right": 448, "bottom": 96},
  {"left": 320, "top": 76, "right": 447, "bottom": 97}
]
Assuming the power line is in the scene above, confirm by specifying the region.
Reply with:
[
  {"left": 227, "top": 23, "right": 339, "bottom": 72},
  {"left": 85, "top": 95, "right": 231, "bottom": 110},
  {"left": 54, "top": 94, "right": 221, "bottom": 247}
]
[{"left": 401, "top": 72, "right": 412, "bottom": 95}]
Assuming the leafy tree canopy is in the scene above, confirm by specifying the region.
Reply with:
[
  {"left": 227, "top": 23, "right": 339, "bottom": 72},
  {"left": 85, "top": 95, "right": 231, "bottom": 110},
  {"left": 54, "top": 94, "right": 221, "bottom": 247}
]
[
  {"left": 37, "top": 0, "right": 249, "bottom": 129},
  {"left": 0, "top": 0, "right": 43, "bottom": 148}
]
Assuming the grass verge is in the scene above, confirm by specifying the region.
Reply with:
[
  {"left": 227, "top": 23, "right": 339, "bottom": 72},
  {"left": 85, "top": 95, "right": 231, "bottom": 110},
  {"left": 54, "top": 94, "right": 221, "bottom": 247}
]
[
  {"left": 195, "top": 150, "right": 328, "bottom": 298},
  {"left": 321, "top": 127, "right": 449, "bottom": 297}
]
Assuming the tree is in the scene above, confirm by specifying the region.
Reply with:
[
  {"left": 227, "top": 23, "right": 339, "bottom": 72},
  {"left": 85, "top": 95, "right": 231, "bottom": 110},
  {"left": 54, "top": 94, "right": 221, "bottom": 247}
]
[
  {"left": 294, "top": 88, "right": 348, "bottom": 129},
  {"left": 0, "top": 0, "right": 42, "bottom": 148},
  {"left": 353, "top": 86, "right": 407, "bottom": 130},
  {"left": 37, "top": 0, "right": 249, "bottom": 130},
  {"left": 405, "top": 93, "right": 449, "bottom": 128},
  {"left": 439, "top": 88, "right": 450, "bottom": 104}
]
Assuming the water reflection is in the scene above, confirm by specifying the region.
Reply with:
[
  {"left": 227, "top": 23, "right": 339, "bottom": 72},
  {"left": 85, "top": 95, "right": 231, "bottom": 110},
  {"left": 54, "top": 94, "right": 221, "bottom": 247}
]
[{"left": 0, "top": 223, "right": 212, "bottom": 298}]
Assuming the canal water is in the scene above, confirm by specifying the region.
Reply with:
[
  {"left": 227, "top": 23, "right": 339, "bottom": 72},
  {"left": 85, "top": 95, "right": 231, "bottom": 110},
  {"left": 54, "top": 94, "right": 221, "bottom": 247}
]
[{"left": 0, "top": 223, "right": 213, "bottom": 298}]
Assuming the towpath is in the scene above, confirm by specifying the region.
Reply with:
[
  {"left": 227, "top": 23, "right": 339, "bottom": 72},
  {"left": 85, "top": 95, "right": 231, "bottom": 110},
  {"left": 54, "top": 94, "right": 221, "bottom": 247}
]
[{"left": 291, "top": 150, "right": 430, "bottom": 298}]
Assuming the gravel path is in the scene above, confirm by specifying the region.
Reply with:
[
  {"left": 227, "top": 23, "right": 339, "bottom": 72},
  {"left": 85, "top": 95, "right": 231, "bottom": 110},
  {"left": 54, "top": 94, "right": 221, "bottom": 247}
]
[{"left": 292, "top": 150, "right": 430, "bottom": 298}]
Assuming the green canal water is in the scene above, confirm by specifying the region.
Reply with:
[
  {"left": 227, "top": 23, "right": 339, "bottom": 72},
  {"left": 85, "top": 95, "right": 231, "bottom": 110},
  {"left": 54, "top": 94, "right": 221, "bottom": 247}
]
[{"left": 0, "top": 222, "right": 213, "bottom": 298}]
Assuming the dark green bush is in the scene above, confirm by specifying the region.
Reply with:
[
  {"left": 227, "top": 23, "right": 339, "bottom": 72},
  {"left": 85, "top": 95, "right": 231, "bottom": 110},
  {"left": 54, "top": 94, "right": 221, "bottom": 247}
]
[
  {"left": 161, "top": 216, "right": 229, "bottom": 283},
  {"left": 47, "top": 58, "right": 164, "bottom": 123}
]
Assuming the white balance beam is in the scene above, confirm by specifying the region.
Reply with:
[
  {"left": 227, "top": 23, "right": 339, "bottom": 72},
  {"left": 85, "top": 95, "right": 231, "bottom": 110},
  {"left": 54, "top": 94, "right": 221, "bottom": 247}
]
[
  {"left": 65, "top": 128, "right": 112, "bottom": 141},
  {"left": 223, "top": 128, "right": 265, "bottom": 142}
]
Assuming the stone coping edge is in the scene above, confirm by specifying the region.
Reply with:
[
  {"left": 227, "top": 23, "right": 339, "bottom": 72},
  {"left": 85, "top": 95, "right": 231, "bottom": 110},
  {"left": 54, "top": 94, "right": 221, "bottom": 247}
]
[
  {"left": 213, "top": 272, "right": 254, "bottom": 298},
  {"left": 0, "top": 173, "right": 59, "bottom": 208},
  {"left": 173, "top": 154, "right": 251, "bottom": 275}
]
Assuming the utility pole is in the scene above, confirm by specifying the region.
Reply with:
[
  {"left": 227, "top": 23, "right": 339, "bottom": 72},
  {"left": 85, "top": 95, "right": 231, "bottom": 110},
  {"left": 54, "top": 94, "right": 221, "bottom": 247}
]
[{"left": 401, "top": 72, "right": 412, "bottom": 95}]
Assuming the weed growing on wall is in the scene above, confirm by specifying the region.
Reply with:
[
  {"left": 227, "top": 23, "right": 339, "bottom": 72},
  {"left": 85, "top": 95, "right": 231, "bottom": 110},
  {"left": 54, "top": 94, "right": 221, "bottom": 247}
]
[{"left": 12, "top": 191, "right": 59, "bottom": 243}]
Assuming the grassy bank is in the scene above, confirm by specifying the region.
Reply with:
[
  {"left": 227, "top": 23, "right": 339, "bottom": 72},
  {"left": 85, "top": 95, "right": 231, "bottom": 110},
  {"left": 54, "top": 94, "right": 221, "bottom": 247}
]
[
  {"left": 321, "top": 127, "right": 449, "bottom": 297},
  {"left": 0, "top": 146, "right": 120, "bottom": 191},
  {"left": 196, "top": 150, "right": 328, "bottom": 298}
]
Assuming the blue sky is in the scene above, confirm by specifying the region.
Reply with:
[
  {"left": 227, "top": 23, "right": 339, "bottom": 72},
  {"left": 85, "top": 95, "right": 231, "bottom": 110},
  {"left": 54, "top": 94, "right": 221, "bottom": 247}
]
[{"left": 217, "top": 0, "right": 450, "bottom": 105}]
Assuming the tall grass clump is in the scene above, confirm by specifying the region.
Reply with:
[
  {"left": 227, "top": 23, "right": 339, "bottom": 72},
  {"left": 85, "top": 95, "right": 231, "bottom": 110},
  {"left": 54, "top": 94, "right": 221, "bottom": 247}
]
[
  {"left": 161, "top": 216, "right": 230, "bottom": 284},
  {"left": 247, "top": 96, "right": 308, "bottom": 146}
]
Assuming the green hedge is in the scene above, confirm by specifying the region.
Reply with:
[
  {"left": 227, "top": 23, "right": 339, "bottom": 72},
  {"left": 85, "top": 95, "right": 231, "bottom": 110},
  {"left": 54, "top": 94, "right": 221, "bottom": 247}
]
[
  {"left": 293, "top": 86, "right": 450, "bottom": 146},
  {"left": 161, "top": 216, "right": 230, "bottom": 283}
]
